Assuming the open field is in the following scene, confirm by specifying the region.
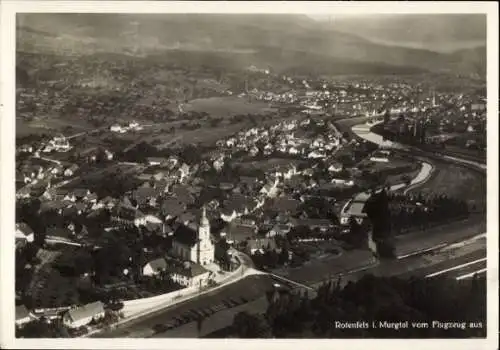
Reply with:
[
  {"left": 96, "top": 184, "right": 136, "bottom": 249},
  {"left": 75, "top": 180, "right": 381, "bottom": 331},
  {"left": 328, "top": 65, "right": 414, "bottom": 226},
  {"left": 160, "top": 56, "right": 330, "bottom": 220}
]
[
  {"left": 61, "top": 162, "right": 144, "bottom": 190},
  {"left": 17, "top": 122, "right": 55, "bottom": 138},
  {"left": 183, "top": 96, "right": 276, "bottom": 117},
  {"left": 16, "top": 117, "right": 95, "bottom": 137},
  {"left": 408, "top": 161, "right": 486, "bottom": 212}
]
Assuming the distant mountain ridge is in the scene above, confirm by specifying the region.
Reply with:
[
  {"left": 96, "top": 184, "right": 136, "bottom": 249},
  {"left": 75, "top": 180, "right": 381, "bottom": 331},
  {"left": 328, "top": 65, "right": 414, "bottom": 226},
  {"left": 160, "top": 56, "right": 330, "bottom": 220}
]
[
  {"left": 16, "top": 13, "right": 486, "bottom": 76},
  {"left": 326, "top": 14, "right": 486, "bottom": 51}
]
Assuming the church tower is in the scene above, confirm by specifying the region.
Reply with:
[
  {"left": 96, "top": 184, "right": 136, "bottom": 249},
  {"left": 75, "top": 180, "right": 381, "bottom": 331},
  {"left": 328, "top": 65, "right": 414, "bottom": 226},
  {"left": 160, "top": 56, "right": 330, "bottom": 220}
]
[{"left": 197, "top": 206, "right": 214, "bottom": 266}]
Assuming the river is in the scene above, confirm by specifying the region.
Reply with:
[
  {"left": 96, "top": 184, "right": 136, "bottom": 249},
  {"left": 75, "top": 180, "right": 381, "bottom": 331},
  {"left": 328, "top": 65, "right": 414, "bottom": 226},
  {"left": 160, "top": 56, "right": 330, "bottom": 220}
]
[{"left": 350, "top": 120, "right": 434, "bottom": 192}]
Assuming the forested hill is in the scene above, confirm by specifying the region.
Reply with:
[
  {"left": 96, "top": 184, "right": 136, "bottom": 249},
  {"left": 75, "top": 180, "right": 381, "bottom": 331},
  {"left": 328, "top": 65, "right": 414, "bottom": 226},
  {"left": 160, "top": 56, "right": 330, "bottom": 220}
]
[{"left": 16, "top": 14, "right": 485, "bottom": 76}]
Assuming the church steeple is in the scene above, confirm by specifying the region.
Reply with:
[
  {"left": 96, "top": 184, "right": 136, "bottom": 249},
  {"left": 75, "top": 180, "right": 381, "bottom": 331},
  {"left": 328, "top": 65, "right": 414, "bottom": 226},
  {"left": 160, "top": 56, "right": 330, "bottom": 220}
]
[
  {"left": 196, "top": 205, "right": 213, "bottom": 266},
  {"left": 200, "top": 205, "right": 209, "bottom": 226}
]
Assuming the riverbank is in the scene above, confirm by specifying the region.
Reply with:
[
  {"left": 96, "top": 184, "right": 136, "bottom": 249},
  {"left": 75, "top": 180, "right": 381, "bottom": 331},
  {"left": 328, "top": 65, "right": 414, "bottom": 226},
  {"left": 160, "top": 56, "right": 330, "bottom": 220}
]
[{"left": 348, "top": 119, "right": 486, "bottom": 257}]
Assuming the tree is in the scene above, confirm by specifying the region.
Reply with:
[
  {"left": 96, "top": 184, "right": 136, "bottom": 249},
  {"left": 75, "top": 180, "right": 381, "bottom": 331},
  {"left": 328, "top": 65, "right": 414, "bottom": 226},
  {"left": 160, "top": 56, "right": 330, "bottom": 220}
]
[
  {"left": 364, "top": 189, "right": 394, "bottom": 259},
  {"left": 232, "top": 311, "right": 272, "bottom": 338},
  {"left": 16, "top": 318, "right": 69, "bottom": 338}
]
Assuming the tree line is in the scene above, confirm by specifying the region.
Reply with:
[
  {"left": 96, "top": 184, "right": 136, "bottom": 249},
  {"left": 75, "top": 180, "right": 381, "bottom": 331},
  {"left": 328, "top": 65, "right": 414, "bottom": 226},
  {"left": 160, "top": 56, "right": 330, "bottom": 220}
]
[{"left": 229, "top": 274, "right": 486, "bottom": 338}]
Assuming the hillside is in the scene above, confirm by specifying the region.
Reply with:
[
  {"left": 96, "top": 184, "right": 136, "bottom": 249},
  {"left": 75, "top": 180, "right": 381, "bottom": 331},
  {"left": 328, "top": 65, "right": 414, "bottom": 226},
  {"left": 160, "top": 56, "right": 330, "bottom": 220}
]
[
  {"left": 16, "top": 13, "right": 485, "bottom": 76},
  {"left": 328, "top": 14, "right": 486, "bottom": 52}
]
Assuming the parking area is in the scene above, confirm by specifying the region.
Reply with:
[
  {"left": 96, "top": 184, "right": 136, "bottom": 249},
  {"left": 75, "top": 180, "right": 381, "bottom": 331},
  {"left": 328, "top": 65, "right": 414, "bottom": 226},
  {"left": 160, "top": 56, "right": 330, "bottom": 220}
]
[
  {"left": 94, "top": 274, "right": 278, "bottom": 338},
  {"left": 150, "top": 295, "right": 253, "bottom": 335}
]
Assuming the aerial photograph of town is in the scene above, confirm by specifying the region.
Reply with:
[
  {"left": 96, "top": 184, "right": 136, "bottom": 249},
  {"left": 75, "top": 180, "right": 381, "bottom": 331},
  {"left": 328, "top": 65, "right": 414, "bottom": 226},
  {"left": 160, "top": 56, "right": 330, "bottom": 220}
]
[{"left": 9, "top": 6, "right": 494, "bottom": 343}]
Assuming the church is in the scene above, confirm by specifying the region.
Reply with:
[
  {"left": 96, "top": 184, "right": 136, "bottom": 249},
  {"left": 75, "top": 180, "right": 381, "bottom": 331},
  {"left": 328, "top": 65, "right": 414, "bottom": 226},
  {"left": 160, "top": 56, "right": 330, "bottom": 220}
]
[{"left": 171, "top": 207, "right": 215, "bottom": 266}]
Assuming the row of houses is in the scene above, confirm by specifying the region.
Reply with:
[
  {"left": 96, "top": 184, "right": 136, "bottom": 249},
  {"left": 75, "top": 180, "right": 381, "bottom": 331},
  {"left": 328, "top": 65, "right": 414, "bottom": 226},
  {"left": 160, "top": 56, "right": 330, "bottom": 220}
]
[{"left": 16, "top": 302, "right": 106, "bottom": 330}]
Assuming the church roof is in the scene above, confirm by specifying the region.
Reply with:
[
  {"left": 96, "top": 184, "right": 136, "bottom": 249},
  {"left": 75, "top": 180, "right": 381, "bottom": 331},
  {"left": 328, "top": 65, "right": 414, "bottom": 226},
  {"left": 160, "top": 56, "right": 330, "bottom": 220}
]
[{"left": 173, "top": 224, "right": 199, "bottom": 247}]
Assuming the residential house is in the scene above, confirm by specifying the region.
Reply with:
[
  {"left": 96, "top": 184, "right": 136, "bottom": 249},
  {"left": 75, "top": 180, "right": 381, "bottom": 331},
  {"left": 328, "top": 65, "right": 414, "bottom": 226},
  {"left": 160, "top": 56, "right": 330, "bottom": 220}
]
[
  {"left": 290, "top": 218, "right": 335, "bottom": 232},
  {"left": 266, "top": 224, "right": 291, "bottom": 238},
  {"left": 239, "top": 176, "right": 260, "bottom": 191},
  {"left": 41, "top": 187, "right": 66, "bottom": 201},
  {"left": 177, "top": 163, "right": 191, "bottom": 182},
  {"left": 15, "top": 305, "right": 33, "bottom": 327},
  {"left": 246, "top": 237, "right": 278, "bottom": 255},
  {"left": 308, "top": 151, "right": 326, "bottom": 159},
  {"left": 104, "top": 149, "right": 114, "bottom": 160},
  {"left": 221, "top": 195, "right": 262, "bottom": 222},
  {"left": 15, "top": 223, "right": 35, "bottom": 244},
  {"left": 301, "top": 168, "right": 315, "bottom": 177},
  {"left": 98, "top": 196, "right": 117, "bottom": 210},
  {"left": 171, "top": 184, "right": 196, "bottom": 206},
  {"left": 111, "top": 205, "right": 147, "bottom": 227},
  {"left": 233, "top": 216, "right": 257, "bottom": 227},
  {"left": 160, "top": 197, "right": 187, "bottom": 220},
  {"left": 49, "top": 165, "right": 63, "bottom": 176},
  {"left": 370, "top": 155, "right": 389, "bottom": 163},
  {"left": 73, "top": 188, "right": 92, "bottom": 201},
  {"left": 259, "top": 178, "right": 279, "bottom": 198},
  {"left": 220, "top": 208, "right": 238, "bottom": 223},
  {"left": 86, "top": 192, "right": 98, "bottom": 204},
  {"left": 160, "top": 223, "right": 175, "bottom": 237},
  {"left": 144, "top": 214, "right": 163, "bottom": 225},
  {"left": 272, "top": 197, "right": 300, "bottom": 214},
  {"left": 274, "top": 164, "right": 298, "bottom": 180},
  {"left": 370, "top": 151, "right": 389, "bottom": 163},
  {"left": 220, "top": 223, "right": 257, "bottom": 244},
  {"left": 143, "top": 257, "right": 168, "bottom": 276},
  {"left": 16, "top": 187, "right": 31, "bottom": 200},
  {"left": 64, "top": 164, "right": 79, "bottom": 177},
  {"left": 110, "top": 124, "right": 127, "bottom": 133},
  {"left": 213, "top": 157, "right": 225, "bottom": 172},
  {"left": 18, "top": 144, "right": 34, "bottom": 153},
  {"left": 147, "top": 157, "right": 169, "bottom": 167},
  {"left": 327, "top": 161, "right": 343, "bottom": 173},
  {"left": 62, "top": 301, "right": 105, "bottom": 329},
  {"left": 71, "top": 202, "right": 88, "bottom": 216},
  {"left": 39, "top": 200, "right": 69, "bottom": 215},
  {"left": 170, "top": 262, "right": 211, "bottom": 288},
  {"left": 249, "top": 146, "right": 259, "bottom": 157},
  {"left": 167, "top": 156, "right": 180, "bottom": 169},
  {"left": 312, "top": 137, "right": 324, "bottom": 148},
  {"left": 132, "top": 187, "right": 162, "bottom": 207},
  {"left": 44, "top": 135, "right": 71, "bottom": 153},
  {"left": 177, "top": 211, "right": 197, "bottom": 226},
  {"left": 330, "top": 178, "right": 355, "bottom": 187},
  {"left": 129, "top": 120, "right": 142, "bottom": 131},
  {"left": 288, "top": 146, "right": 300, "bottom": 155}
]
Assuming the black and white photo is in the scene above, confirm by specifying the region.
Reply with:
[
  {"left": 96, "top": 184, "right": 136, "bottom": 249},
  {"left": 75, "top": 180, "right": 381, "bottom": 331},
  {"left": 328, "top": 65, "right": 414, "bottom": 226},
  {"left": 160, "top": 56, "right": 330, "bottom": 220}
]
[{"left": 1, "top": 1, "right": 498, "bottom": 349}]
